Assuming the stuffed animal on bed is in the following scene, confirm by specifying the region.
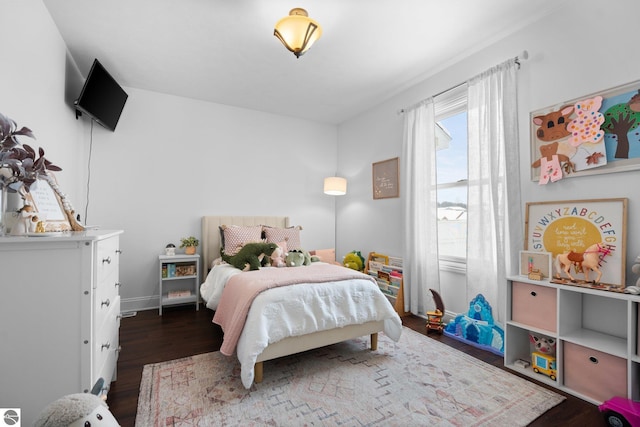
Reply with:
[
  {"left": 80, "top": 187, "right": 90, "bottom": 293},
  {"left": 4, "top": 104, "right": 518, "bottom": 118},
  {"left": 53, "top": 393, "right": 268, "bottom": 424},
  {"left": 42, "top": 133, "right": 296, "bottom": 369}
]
[
  {"left": 35, "top": 393, "right": 119, "bottom": 427},
  {"left": 268, "top": 245, "right": 286, "bottom": 267},
  {"left": 222, "top": 242, "right": 278, "bottom": 271},
  {"left": 285, "top": 249, "right": 319, "bottom": 267}
]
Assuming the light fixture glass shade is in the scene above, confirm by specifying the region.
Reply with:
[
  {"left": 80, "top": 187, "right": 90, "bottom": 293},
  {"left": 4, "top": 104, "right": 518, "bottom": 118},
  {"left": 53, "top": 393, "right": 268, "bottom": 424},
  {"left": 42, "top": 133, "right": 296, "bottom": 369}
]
[
  {"left": 324, "top": 177, "right": 347, "bottom": 196},
  {"left": 274, "top": 8, "right": 322, "bottom": 58}
]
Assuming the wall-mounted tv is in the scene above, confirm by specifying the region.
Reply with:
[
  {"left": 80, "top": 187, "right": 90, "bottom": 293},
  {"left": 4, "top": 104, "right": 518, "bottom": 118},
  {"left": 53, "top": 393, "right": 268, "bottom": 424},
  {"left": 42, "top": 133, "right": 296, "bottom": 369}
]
[{"left": 75, "top": 58, "right": 128, "bottom": 131}]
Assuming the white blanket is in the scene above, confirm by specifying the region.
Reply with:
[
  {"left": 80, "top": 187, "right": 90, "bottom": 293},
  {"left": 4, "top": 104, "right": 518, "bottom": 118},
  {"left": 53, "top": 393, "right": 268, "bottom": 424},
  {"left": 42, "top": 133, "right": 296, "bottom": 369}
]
[{"left": 200, "top": 264, "right": 403, "bottom": 388}]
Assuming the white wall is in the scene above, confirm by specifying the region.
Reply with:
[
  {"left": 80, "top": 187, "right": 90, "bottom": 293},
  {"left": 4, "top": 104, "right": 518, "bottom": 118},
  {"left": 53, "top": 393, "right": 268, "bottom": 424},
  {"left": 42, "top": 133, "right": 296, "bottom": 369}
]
[
  {"left": 337, "top": 0, "right": 640, "bottom": 315},
  {"left": 85, "top": 88, "right": 338, "bottom": 310},
  {"left": 3, "top": 1, "right": 340, "bottom": 312},
  {"left": 1, "top": 0, "right": 86, "bottom": 203}
]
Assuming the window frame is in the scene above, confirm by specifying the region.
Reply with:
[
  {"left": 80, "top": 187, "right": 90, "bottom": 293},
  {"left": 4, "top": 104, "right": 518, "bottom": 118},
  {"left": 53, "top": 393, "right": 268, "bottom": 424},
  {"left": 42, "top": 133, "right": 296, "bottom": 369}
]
[{"left": 434, "top": 85, "right": 468, "bottom": 268}]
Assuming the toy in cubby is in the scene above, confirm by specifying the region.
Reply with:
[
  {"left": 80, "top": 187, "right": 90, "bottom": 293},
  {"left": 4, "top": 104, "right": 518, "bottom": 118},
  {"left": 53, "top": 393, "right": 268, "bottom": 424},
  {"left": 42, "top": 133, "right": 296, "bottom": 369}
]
[{"left": 529, "top": 331, "right": 557, "bottom": 381}]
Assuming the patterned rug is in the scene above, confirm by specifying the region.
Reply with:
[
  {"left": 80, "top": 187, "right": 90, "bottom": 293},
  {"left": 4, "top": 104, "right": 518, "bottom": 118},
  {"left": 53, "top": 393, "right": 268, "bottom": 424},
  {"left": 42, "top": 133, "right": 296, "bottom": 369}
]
[{"left": 136, "top": 327, "right": 564, "bottom": 426}]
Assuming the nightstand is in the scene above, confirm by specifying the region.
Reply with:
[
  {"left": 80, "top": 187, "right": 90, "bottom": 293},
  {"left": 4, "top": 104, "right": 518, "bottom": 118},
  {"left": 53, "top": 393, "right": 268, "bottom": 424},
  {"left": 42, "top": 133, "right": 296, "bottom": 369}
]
[{"left": 158, "top": 253, "right": 200, "bottom": 315}]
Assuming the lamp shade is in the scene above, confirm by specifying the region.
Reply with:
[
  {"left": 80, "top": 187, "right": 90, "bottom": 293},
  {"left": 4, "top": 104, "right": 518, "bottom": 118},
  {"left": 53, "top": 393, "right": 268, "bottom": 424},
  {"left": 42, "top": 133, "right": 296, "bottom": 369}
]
[
  {"left": 324, "top": 177, "right": 347, "bottom": 196},
  {"left": 274, "top": 8, "right": 322, "bottom": 58}
]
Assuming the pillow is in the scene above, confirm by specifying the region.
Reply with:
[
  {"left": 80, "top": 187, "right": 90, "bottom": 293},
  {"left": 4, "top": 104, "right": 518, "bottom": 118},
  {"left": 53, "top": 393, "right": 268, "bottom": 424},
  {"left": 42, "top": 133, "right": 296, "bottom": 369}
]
[
  {"left": 263, "top": 225, "right": 302, "bottom": 251},
  {"left": 310, "top": 248, "right": 336, "bottom": 264},
  {"left": 220, "top": 225, "right": 263, "bottom": 255}
]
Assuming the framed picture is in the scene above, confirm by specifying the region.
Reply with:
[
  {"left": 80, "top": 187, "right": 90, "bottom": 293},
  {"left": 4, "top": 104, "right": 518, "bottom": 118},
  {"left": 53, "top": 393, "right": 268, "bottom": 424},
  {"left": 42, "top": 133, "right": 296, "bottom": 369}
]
[
  {"left": 530, "top": 79, "right": 640, "bottom": 182},
  {"left": 524, "top": 198, "right": 627, "bottom": 287},
  {"left": 519, "top": 250, "right": 552, "bottom": 279},
  {"left": 372, "top": 157, "right": 399, "bottom": 199},
  {"left": 25, "top": 178, "right": 71, "bottom": 232}
]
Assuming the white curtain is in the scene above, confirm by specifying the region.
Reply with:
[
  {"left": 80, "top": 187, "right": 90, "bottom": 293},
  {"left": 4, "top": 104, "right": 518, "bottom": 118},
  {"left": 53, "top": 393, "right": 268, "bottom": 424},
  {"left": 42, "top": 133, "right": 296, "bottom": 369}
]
[
  {"left": 402, "top": 100, "right": 440, "bottom": 315},
  {"left": 466, "top": 58, "right": 522, "bottom": 324}
]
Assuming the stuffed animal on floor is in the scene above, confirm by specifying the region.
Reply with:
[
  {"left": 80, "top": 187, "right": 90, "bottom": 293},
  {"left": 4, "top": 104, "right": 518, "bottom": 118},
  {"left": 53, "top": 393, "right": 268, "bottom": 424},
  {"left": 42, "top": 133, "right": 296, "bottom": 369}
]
[
  {"left": 222, "top": 242, "right": 278, "bottom": 271},
  {"left": 343, "top": 250, "right": 364, "bottom": 271},
  {"left": 35, "top": 393, "right": 120, "bottom": 427}
]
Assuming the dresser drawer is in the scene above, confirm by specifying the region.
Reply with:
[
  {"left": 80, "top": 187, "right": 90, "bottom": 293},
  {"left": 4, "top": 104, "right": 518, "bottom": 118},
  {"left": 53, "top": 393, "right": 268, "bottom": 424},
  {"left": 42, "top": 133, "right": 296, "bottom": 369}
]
[
  {"left": 96, "top": 236, "right": 120, "bottom": 287},
  {"left": 95, "top": 279, "right": 119, "bottom": 331},
  {"left": 94, "top": 326, "right": 119, "bottom": 393},
  {"left": 94, "top": 296, "right": 120, "bottom": 381},
  {"left": 511, "top": 281, "right": 557, "bottom": 332},
  {"left": 564, "top": 342, "right": 627, "bottom": 402}
]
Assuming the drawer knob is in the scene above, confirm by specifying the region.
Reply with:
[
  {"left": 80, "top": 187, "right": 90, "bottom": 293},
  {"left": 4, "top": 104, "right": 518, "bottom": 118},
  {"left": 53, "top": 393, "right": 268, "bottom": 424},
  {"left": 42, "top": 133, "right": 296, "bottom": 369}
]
[
  {"left": 116, "top": 249, "right": 122, "bottom": 254},
  {"left": 101, "top": 342, "right": 111, "bottom": 351},
  {"left": 102, "top": 256, "right": 111, "bottom": 264},
  {"left": 101, "top": 299, "right": 111, "bottom": 308},
  {"left": 589, "top": 356, "right": 599, "bottom": 364},
  {"left": 530, "top": 291, "right": 537, "bottom": 297},
  {"left": 115, "top": 282, "right": 122, "bottom": 288}
]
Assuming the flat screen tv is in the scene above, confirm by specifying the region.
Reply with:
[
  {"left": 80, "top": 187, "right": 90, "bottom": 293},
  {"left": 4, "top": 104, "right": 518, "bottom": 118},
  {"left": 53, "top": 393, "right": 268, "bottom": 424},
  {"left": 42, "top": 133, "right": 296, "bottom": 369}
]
[{"left": 75, "top": 59, "right": 128, "bottom": 131}]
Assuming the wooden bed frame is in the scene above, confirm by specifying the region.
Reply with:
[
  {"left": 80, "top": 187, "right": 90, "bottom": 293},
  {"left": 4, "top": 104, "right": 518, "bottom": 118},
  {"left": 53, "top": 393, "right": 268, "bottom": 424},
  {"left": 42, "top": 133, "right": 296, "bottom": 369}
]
[{"left": 201, "top": 215, "right": 383, "bottom": 383}]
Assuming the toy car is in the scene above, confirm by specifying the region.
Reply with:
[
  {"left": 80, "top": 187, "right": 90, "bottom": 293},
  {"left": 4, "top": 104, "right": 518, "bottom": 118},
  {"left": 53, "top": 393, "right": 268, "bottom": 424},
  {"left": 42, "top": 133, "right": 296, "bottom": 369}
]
[{"left": 599, "top": 396, "right": 640, "bottom": 427}]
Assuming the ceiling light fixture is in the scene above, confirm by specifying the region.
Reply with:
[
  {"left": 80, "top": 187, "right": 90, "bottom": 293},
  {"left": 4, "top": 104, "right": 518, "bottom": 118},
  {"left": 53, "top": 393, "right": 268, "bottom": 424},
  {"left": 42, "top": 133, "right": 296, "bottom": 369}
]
[
  {"left": 274, "top": 8, "right": 322, "bottom": 58},
  {"left": 324, "top": 177, "right": 347, "bottom": 196}
]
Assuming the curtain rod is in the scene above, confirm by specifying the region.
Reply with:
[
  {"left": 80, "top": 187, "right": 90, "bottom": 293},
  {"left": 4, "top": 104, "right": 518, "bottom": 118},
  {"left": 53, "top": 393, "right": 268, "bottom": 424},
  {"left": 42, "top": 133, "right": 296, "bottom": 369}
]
[{"left": 398, "top": 50, "right": 528, "bottom": 115}]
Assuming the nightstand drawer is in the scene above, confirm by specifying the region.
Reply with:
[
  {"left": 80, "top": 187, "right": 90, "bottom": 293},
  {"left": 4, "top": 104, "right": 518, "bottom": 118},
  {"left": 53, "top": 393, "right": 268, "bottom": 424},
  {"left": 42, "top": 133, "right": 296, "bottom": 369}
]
[
  {"left": 564, "top": 342, "right": 627, "bottom": 403},
  {"left": 511, "top": 281, "right": 557, "bottom": 332}
]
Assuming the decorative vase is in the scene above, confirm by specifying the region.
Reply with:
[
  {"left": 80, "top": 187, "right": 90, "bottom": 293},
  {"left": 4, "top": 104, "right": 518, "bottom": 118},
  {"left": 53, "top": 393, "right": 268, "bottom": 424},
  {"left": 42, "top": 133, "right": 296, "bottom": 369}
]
[{"left": 185, "top": 246, "right": 196, "bottom": 255}]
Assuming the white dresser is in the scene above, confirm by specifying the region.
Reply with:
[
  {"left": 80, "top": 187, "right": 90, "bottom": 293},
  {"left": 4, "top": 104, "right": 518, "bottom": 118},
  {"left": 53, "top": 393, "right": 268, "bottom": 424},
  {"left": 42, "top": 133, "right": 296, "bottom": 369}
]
[{"left": 0, "top": 229, "right": 123, "bottom": 426}]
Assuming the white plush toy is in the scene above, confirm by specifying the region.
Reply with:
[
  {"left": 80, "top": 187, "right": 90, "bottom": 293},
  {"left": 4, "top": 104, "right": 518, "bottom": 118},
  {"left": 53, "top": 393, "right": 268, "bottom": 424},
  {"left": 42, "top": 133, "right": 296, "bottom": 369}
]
[{"left": 35, "top": 393, "right": 120, "bottom": 427}]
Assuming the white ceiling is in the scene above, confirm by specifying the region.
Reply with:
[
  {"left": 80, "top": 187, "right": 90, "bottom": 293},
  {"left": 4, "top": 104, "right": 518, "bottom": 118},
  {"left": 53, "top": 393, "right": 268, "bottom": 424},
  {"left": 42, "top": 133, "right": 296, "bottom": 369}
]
[{"left": 43, "top": 0, "right": 561, "bottom": 125}]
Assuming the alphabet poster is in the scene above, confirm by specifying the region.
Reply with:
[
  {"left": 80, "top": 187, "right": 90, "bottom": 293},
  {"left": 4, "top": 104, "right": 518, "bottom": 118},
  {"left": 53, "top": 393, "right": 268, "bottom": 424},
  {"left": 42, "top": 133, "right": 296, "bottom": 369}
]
[{"left": 525, "top": 198, "right": 627, "bottom": 287}]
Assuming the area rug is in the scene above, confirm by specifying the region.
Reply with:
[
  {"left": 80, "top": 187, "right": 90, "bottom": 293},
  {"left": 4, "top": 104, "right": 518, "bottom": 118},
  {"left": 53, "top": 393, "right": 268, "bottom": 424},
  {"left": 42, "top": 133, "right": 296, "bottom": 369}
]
[{"left": 136, "top": 327, "right": 564, "bottom": 426}]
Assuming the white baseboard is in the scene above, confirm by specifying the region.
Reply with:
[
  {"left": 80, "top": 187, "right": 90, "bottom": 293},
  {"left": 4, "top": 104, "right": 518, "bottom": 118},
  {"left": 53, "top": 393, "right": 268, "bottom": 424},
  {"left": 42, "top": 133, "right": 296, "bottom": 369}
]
[{"left": 120, "top": 295, "right": 159, "bottom": 313}]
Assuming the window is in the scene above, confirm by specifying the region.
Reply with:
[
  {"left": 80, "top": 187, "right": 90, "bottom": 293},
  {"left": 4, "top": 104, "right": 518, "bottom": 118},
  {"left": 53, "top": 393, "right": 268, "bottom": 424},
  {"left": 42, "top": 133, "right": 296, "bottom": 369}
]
[{"left": 434, "top": 87, "right": 468, "bottom": 260}]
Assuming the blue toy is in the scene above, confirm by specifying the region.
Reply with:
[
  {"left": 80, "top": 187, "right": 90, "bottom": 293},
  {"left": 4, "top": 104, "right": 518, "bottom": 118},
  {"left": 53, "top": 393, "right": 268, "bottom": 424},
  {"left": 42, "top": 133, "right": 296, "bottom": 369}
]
[{"left": 444, "top": 294, "right": 505, "bottom": 355}]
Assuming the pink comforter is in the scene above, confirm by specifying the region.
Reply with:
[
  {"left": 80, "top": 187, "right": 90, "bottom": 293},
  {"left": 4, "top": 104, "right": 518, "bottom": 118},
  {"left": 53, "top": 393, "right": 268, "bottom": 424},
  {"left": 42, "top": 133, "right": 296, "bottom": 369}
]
[{"left": 213, "top": 263, "right": 376, "bottom": 356}]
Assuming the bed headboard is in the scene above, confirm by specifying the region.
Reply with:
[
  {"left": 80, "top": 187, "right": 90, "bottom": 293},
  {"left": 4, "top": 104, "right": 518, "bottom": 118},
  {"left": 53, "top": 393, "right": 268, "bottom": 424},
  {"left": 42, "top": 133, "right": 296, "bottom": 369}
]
[{"left": 201, "top": 216, "right": 290, "bottom": 276}]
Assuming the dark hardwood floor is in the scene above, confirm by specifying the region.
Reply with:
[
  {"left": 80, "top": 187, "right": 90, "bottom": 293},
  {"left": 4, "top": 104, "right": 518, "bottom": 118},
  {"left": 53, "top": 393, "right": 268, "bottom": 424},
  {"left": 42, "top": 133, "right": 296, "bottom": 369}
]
[{"left": 108, "top": 305, "right": 605, "bottom": 427}]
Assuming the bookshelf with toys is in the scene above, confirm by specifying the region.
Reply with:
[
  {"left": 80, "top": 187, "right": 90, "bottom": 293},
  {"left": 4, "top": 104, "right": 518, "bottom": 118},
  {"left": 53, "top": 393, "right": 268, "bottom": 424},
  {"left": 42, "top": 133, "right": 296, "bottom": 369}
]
[
  {"left": 158, "top": 253, "right": 200, "bottom": 315},
  {"left": 365, "top": 252, "right": 409, "bottom": 316}
]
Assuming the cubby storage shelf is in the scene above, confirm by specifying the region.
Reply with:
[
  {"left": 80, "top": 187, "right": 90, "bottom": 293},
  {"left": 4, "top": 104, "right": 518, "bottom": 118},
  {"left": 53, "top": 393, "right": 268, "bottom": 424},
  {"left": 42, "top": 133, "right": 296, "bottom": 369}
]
[{"left": 506, "top": 275, "right": 640, "bottom": 405}]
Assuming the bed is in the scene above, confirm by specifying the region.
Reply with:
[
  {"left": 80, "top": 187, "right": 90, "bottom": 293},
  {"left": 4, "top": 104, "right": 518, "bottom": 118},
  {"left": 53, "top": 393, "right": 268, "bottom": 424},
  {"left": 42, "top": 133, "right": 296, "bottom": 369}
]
[{"left": 200, "top": 215, "right": 403, "bottom": 388}]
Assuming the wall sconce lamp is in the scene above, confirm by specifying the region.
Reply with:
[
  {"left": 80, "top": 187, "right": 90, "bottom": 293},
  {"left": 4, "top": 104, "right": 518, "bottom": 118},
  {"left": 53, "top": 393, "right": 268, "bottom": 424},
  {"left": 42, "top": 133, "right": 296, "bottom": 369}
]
[
  {"left": 274, "top": 8, "right": 322, "bottom": 58},
  {"left": 324, "top": 177, "right": 347, "bottom": 196}
]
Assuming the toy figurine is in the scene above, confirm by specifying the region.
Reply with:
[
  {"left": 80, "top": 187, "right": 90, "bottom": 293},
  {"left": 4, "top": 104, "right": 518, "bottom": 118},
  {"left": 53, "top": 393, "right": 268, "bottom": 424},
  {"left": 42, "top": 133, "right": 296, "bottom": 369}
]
[
  {"left": 10, "top": 204, "right": 38, "bottom": 235},
  {"left": 554, "top": 242, "right": 612, "bottom": 284},
  {"left": 426, "top": 288, "right": 445, "bottom": 333}
]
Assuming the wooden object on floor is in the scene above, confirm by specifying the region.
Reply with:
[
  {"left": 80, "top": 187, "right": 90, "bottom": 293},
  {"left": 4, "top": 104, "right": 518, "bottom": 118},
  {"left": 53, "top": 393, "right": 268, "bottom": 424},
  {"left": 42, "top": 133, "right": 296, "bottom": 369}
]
[
  {"left": 365, "top": 252, "right": 409, "bottom": 316},
  {"left": 426, "top": 288, "right": 445, "bottom": 333}
]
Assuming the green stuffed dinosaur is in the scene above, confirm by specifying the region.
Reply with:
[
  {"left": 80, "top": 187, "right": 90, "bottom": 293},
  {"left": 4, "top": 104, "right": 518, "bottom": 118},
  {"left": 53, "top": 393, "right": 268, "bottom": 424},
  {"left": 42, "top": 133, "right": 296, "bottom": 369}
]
[
  {"left": 286, "top": 249, "right": 320, "bottom": 267},
  {"left": 222, "top": 242, "right": 278, "bottom": 271}
]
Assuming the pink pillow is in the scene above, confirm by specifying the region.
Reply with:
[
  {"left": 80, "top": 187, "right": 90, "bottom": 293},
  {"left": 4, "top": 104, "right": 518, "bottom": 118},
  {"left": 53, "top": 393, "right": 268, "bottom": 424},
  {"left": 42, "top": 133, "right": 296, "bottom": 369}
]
[
  {"left": 263, "top": 226, "right": 302, "bottom": 251},
  {"left": 220, "top": 225, "right": 263, "bottom": 255}
]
